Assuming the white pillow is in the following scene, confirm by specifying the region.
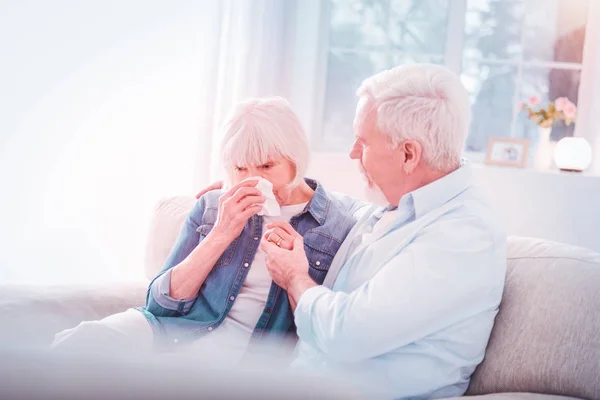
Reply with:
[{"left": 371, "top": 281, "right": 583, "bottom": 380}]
[{"left": 144, "top": 196, "right": 197, "bottom": 280}]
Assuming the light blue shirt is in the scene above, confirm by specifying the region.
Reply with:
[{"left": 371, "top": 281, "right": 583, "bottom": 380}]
[{"left": 292, "top": 165, "right": 507, "bottom": 399}]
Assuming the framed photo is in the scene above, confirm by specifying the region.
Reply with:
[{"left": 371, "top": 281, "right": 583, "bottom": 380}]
[{"left": 484, "top": 138, "right": 530, "bottom": 168}]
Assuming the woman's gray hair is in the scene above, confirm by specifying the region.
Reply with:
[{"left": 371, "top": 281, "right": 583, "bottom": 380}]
[{"left": 219, "top": 97, "right": 310, "bottom": 187}]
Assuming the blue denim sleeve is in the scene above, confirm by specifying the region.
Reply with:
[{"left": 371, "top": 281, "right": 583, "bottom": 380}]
[
  {"left": 144, "top": 197, "right": 206, "bottom": 317},
  {"left": 149, "top": 270, "right": 196, "bottom": 314}
]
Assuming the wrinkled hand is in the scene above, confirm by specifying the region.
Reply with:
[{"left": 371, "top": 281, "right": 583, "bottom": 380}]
[
  {"left": 196, "top": 181, "right": 224, "bottom": 199},
  {"left": 263, "top": 221, "right": 297, "bottom": 251},
  {"left": 212, "top": 179, "right": 264, "bottom": 242},
  {"left": 260, "top": 222, "right": 310, "bottom": 290}
]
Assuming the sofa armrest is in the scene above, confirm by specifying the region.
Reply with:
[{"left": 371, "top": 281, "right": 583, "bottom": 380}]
[{"left": 0, "top": 281, "right": 148, "bottom": 348}]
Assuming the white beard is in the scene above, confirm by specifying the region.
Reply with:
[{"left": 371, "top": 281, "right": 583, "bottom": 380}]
[
  {"left": 364, "top": 181, "right": 389, "bottom": 206},
  {"left": 359, "top": 166, "right": 389, "bottom": 206}
]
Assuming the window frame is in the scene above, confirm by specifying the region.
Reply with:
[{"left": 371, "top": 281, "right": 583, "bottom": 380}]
[{"left": 289, "top": 0, "right": 597, "bottom": 162}]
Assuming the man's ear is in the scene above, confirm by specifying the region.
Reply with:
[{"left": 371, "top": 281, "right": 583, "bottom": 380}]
[{"left": 401, "top": 140, "right": 422, "bottom": 174}]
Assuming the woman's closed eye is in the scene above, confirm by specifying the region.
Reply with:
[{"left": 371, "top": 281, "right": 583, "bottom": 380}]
[
  {"left": 260, "top": 163, "right": 274, "bottom": 170},
  {"left": 234, "top": 166, "right": 248, "bottom": 172}
]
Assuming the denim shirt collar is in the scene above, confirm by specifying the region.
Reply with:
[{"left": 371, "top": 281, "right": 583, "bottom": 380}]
[{"left": 300, "top": 178, "right": 330, "bottom": 226}]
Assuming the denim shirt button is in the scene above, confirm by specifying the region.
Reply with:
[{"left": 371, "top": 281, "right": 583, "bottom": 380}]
[
  {"left": 244, "top": 263, "right": 249, "bottom": 267},
  {"left": 208, "top": 327, "right": 213, "bottom": 331},
  {"left": 266, "top": 308, "right": 272, "bottom": 313},
  {"left": 254, "top": 237, "right": 258, "bottom": 241},
  {"left": 316, "top": 261, "right": 321, "bottom": 266},
  {"left": 229, "top": 296, "right": 235, "bottom": 301}
]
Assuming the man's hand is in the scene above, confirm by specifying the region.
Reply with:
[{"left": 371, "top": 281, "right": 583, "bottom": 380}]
[
  {"left": 260, "top": 222, "right": 317, "bottom": 310},
  {"left": 195, "top": 181, "right": 224, "bottom": 199}
]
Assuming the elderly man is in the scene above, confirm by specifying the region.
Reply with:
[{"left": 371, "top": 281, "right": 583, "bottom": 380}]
[{"left": 259, "top": 64, "right": 506, "bottom": 399}]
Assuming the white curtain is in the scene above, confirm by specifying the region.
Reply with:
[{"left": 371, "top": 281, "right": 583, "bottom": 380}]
[
  {"left": 577, "top": 0, "right": 600, "bottom": 174},
  {"left": 0, "top": 0, "right": 294, "bottom": 284},
  {"left": 202, "top": 0, "right": 296, "bottom": 184}
]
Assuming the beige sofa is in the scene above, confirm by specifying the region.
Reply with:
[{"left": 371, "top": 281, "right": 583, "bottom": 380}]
[{"left": 1, "top": 196, "right": 599, "bottom": 399}]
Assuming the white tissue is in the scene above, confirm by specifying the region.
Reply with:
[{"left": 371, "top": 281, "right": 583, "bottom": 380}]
[{"left": 252, "top": 177, "right": 281, "bottom": 217}]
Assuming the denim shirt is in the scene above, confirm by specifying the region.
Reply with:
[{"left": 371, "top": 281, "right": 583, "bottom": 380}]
[{"left": 137, "top": 179, "right": 356, "bottom": 348}]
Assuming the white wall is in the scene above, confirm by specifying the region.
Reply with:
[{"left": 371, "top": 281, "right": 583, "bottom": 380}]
[
  {"left": 0, "top": 1, "right": 218, "bottom": 284},
  {"left": 307, "top": 154, "right": 600, "bottom": 253}
]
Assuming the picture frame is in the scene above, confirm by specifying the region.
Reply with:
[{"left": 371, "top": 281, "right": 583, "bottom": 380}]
[{"left": 484, "top": 137, "right": 531, "bottom": 168}]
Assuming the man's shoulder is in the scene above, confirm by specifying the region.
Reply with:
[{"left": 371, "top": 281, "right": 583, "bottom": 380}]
[
  {"left": 432, "top": 185, "right": 506, "bottom": 249},
  {"left": 456, "top": 185, "right": 505, "bottom": 235}
]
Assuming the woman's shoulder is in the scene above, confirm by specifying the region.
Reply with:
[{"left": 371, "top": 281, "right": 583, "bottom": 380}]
[
  {"left": 187, "top": 190, "right": 223, "bottom": 224},
  {"left": 312, "top": 182, "right": 365, "bottom": 221},
  {"left": 307, "top": 181, "right": 358, "bottom": 238},
  {"left": 197, "top": 190, "right": 223, "bottom": 210},
  {"left": 323, "top": 193, "right": 357, "bottom": 223}
]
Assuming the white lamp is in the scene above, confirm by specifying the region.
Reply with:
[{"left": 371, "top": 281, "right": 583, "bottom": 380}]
[{"left": 553, "top": 137, "right": 592, "bottom": 172}]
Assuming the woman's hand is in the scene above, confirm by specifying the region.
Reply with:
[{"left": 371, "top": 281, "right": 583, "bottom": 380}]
[
  {"left": 211, "top": 179, "right": 265, "bottom": 242},
  {"left": 260, "top": 223, "right": 316, "bottom": 310},
  {"left": 263, "top": 221, "right": 298, "bottom": 250}
]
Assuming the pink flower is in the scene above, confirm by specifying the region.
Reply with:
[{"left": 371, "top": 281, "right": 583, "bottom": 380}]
[
  {"left": 554, "top": 97, "right": 570, "bottom": 111},
  {"left": 563, "top": 103, "right": 577, "bottom": 120},
  {"left": 528, "top": 95, "right": 541, "bottom": 107}
]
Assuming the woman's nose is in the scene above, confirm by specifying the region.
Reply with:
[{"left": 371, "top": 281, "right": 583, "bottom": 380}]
[{"left": 247, "top": 167, "right": 263, "bottom": 178}]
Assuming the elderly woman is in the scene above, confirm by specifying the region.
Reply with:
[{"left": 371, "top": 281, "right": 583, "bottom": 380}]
[{"left": 52, "top": 97, "right": 356, "bottom": 365}]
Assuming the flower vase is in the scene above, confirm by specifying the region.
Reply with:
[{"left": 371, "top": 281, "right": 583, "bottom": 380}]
[{"left": 534, "top": 127, "right": 554, "bottom": 170}]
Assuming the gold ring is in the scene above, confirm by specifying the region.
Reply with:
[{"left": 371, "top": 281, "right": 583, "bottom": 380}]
[
  {"left": 276, "top": 237, "right": 283, "bottom": 247},
  {"left": 268, "top": 233, "right": 279, "bottom": 243}
]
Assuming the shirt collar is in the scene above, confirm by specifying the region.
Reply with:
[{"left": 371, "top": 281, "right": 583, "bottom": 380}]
[
  {"left": 301, "top": 178, "right": 330, "bottom": 226},
  {"left": 403, "top": 163, "right": 474, "bottom": 220}
]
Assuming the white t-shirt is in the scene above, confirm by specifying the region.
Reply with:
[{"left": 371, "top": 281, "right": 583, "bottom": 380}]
[{"left": 187, "top": 202, "right": 308, "bottom": 366}]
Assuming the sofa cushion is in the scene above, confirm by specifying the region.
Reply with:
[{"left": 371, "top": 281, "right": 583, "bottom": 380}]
[
  {"left": 0, "top": 282, "right": 147, "bottom": 348},
  {"left": 144, "top": 196, "right": 197, "bottom": 280},
  {"left": 467, "top": 237, "right": 600, "bottom": 400},
  {"left": 448, "top": 393, "right": 580, "bottom": 400}
]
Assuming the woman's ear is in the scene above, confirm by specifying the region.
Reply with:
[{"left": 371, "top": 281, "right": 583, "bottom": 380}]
[{"left": 401, "top": 140, "right": 422, "bottom": 174}]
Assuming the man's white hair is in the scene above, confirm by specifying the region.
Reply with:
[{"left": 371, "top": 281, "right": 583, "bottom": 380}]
[
  {"left": 357, "top": 63, "right": 471, "bottom": 171},
  {"left": 219, "top": 96, "right": 310, "bottom": 187}
]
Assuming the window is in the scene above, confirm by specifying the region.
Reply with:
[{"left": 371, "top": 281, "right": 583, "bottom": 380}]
[{"left": 315, "top": 0, "right": 591, "bottom": 153}]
